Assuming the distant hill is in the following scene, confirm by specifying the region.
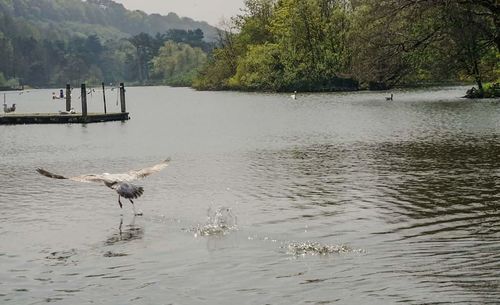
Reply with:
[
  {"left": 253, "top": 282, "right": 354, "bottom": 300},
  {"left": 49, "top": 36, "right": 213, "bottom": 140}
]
[
  {"left": 0, "top": 0, "right": 220, "bottom": 88},
  {"left": 0, "top": 0, "right": 219, "bottom": 41}
]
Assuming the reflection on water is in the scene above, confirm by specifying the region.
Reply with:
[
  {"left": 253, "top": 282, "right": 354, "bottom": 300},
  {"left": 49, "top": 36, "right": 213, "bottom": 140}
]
[
  {"left": 45, "top": 249, "right": 78, "bottom": 266},
  {"left": 1, "top": 86, "right": 500, "bottom": 304},
  {"left": 105, "top": 217, "right": 144, "bottom": 246}
]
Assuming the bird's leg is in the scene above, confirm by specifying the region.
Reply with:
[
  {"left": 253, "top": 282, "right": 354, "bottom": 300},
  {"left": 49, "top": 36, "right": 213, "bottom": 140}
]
[
  {"left": 118, "top": 195, "right": 123, "bottom": 209},
  {"left": 119, "top": 217, "right": 123, "bottom": 236},
  {"left": 129, "top": 199, "right": 143, "bottom": 216}
]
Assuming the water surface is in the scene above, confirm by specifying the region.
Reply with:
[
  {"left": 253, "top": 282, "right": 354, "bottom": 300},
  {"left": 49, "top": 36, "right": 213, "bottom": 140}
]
[{"left": 1, "top": 86, "right": 499, "bottom": 304}]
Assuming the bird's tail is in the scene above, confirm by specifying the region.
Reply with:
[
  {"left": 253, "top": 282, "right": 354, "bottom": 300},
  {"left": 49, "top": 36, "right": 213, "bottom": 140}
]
[
  {"left": 130, "top": 185, "right": 144, "bottom": 199},
  {"left": 113, "top": 182, "right": 144, "bottom": 199}
]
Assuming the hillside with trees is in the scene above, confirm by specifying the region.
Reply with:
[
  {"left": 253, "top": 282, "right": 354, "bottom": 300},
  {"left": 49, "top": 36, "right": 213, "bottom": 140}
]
[
  {"left": 0, "top": 0, "right": 498, "bottom": 96},
  {"left": 0, "top": 0, "right": 217, "bottom": 88},
  {"left": 194, "top": 0, "right": 499, "bottom": 96},
  {"left": 0, "top": 0, "right": 218, "bottom": 40}
]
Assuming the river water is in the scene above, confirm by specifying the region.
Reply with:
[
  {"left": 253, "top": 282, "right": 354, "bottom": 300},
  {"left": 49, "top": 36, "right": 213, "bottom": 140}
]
[{"left": 1, "top": 86, "right": 499, "bottom": 304}]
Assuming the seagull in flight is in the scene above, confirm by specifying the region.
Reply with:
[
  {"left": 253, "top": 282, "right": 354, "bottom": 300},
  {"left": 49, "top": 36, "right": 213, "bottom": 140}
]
[{"left": 36, "top": 159, "right": 171, "bottom": 215}]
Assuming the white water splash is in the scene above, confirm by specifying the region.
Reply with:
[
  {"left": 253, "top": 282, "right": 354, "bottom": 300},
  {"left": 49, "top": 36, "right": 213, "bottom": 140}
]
[
  {"left": 192, "top": 206, "right": 238, "bottom": 237},
  {"left": 285, "top": 241, "right": 365, "bottom": 256}
]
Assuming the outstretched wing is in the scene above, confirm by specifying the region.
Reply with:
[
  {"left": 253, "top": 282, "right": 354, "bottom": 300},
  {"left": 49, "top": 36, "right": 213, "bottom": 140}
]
[
  {"left": 36, "top": 168, "right": 68, "bottom": 180},
  {"left": 36, "top": 158, "right": 171, "bottom": 183},
  {"left": 125, "top": 158, "right": 171, "bottom": 180},
  {"left": 36, "top": 168, "right": 110, "bottom": 184}
]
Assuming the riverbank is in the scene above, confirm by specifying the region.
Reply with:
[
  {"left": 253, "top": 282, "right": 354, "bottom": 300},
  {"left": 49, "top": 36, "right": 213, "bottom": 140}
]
[
  {"left": 188, "top": 81, "right": 500, "bottom": 101},
  {"left": 464, "top": 82, "right": 500, "bottom": 99}
]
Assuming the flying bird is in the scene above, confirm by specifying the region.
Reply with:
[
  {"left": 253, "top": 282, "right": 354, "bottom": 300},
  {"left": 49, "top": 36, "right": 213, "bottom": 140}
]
[{"left": 36, "top": 159, "right": 171, "bottom": 215}]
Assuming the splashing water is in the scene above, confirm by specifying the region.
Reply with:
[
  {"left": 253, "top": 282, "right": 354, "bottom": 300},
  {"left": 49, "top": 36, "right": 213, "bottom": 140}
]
[
  {"left": 285, "top": 241, "right": 365, "bottom": 256},
  {"left": 192, "top": 206, "right": 238, "bottom": 237}
]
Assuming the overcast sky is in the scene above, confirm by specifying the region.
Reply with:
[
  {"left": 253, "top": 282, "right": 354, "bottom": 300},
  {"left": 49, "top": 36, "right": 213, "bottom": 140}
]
[{"left": 113, "top": 0, "right": 246, "bottom": 26}]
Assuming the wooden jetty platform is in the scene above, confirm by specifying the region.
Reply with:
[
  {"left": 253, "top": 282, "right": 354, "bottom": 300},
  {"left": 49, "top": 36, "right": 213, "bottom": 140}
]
[
  {"left": 1, "top": 83, "right": 130, "bottom": 125},
  {"left": 0, "top": 112, "right": 129, "bottom": 125}
]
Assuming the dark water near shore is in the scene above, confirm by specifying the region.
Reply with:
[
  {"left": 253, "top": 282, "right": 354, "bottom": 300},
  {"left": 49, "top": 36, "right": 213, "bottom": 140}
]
[{"left": 1, "top": 86, "right": 499, "bottom": 304}]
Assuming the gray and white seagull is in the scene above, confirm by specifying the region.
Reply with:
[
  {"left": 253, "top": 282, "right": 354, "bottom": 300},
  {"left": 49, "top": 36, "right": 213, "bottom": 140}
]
[{"left": 36, "top": 159, "right": 170, "bottom": 215}]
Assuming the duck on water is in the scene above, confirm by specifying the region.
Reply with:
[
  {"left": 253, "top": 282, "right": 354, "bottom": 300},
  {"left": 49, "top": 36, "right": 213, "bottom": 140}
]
[{"left": 3, "top": 103, "right": 16, "bottom": 113}]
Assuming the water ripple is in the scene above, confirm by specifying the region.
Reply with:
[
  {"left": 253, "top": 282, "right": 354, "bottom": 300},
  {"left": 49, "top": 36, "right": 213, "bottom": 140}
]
[{"left": 2, "top": 87, "right": 500, "bottom": 304}]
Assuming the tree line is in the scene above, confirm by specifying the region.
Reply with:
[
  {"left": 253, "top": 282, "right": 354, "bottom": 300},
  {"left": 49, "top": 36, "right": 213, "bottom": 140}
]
[
  {"left": 193, "top": 0, "right": 499, "bottom": 95},
  {"left": 0, "top": 0, "right": 216, "bottom": 88},
  {"left": 0, "top": 0, "right": 497, "bottom": 95},
  {"left": 0, "top": 0, "right": 218, "bottom": 40},
  {"left": 0, "top": 7, "right": 212, "bottom": 88}
]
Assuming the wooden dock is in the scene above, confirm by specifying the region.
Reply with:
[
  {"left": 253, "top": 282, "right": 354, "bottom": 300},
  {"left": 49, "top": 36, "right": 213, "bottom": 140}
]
[
  {"left": 1, "top": 82, "right": 130, "bottom": 125},
  {"left": 0, "top": 112, "right": 129, "bottom": 125}
]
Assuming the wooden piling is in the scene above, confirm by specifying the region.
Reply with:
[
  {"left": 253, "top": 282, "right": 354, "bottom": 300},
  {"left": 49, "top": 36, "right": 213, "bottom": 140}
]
[
  {"left": 102, "top": 82, "right": 107, "bottom": 114},
  {"left": 81, "top": 84, "right": 87, "bottom": 117},
  {"left": 65, "top": 84, "right": 71, "bottom": 111},
  {"left": 119, "top": 83, "right": 126, "bottom": 113}
]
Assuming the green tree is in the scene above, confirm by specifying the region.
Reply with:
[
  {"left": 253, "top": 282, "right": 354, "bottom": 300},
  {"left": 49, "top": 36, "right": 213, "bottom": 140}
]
[
  {"left": 195, "top": 0, "right": 356, "bottom": 91},
  {"left": 193, "top": 20, "right": 241, "bottom": 90},
  {"left": 129, "top": 33, "right": 155, "bottom": 82},
  {"left": 228, "top": 43, "right": 283, "bottom": 90},
  {"left": 349, "top": 0, "right": 498, "bottom": 90},
  {"left": 443, "top": 2, "right": 497, "bottom": 91},
  {"left": 270, "top": 0, "right": 352, "bottom": 90},
  {"left": 151, "top": 41, "right": 207, "bottom": 86},
  {"left": 0, "top": 32, "right": 14, "bottom": 78},
  {"left": 235, "top": 0, "right": 275, "bottom": 45},
  {"left": 0, "top": 71, "right": 6, "bottom": 86}
]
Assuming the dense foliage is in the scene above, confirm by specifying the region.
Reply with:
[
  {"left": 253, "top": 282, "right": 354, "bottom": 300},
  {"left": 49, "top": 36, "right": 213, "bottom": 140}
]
[
  {"left": 0, "top": 0, "right": 215, "bottom": 88},
  {"left": 0, "top": 0, "right": 218, "bottom": 40},
  {"left": 151, "top": 41, "right": 208, "bottom": 86},
  {"left": 194, "top": 0, "right": 499, "bottom": 92},
  {"left": 0, "top": 0, "right": 498, "bottom": 93}
]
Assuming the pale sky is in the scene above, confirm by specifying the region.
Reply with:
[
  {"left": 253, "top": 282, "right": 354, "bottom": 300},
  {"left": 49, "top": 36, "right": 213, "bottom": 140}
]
[{"left": 113, "top": 0, "right": 246, "bottom": 26}]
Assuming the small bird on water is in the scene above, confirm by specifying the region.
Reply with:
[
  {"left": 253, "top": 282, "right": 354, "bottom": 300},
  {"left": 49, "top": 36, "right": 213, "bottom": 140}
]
[
  {"left": 36, "top": 159, "right": 170, "bottom": 216},
  {"left": 3, "top": 103, "right": 16, "bottom": 113}
]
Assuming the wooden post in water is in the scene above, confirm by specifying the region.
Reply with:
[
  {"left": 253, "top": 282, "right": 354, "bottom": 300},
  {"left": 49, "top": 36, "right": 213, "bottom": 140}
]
[
  {"left": 65, "top": 84, "right": 71, "bottom": 111},
  {"left": 81, "top": 84, "right": 87, "bottom": 117},
  {"left": 101, "top": 82, "right": 107, "bottom": 114},
  {"left": 119, "top": 83, "right": 126, "bottom": 113}
]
